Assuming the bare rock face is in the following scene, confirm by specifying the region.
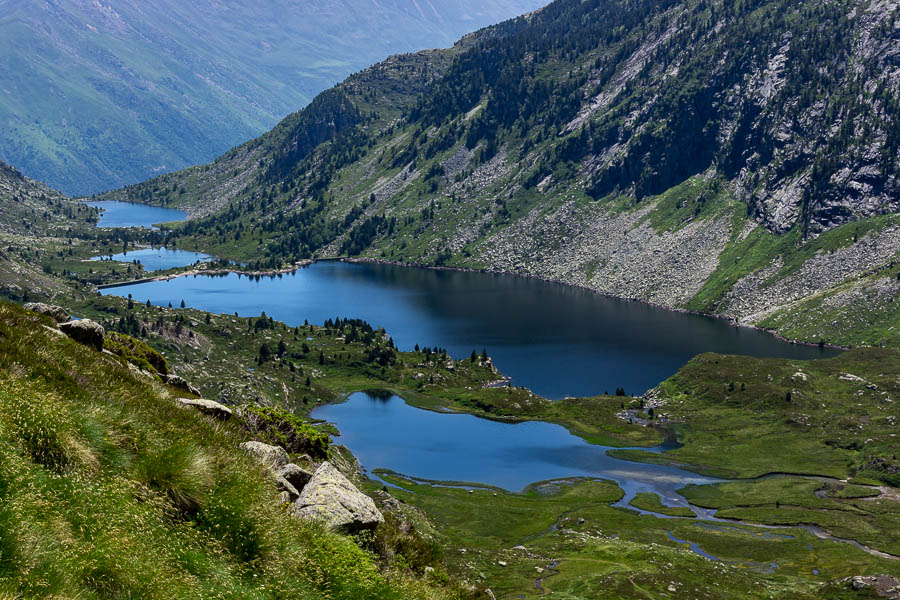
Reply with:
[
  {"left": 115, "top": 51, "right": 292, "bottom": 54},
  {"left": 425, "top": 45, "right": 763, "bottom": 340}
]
[
  {"left": 59, "top": 319, "right": 105, "bottom": 351},
  {"left": 276, "top": 476, "right": 301, "bottom": 504},
  {"left": 177, "top": 398, "right": 233, "bottom": 420},
  {"left": 24, "top": 302, "right": 69, "bottom": 323},
  {"left": 290, "top": 462, "right": 383, "bottom": 533},
  {"left": 239, "top": 441, "right": 289, "bottom": 470}
]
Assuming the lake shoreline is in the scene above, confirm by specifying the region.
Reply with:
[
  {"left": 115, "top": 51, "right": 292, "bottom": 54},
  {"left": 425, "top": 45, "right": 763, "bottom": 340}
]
[
  {"left": 97, "top": 260, "right": 314, "bottom": 289},
  {"left": 96, "top": 253, "right": 847, "bottom": 352}
]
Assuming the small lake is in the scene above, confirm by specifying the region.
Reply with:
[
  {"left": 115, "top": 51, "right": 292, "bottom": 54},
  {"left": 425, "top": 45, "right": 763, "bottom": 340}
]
[
  {"left": 91, "top": 247, "right": 213, "bottom": 272},
  {"left": 313, "top": 391, "right": 720, "bottom": 498},
  {"left": 101, "top": 261, "right": 837, "bottom": 398},
  {"left": 86, "top": 201, "right": 188, "bottom": 228}
]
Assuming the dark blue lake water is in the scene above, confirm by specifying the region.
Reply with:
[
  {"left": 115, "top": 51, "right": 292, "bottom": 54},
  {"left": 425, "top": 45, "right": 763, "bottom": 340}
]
[
  {"left": 91, "top": 247, "right": 213, "bottom": 272},
  {"left": 86, "top": 201, "right": 188, "bottom": 229},
  {"left": 101, "top": 261, "right": 837, "bottom": 398},
  {"left": 313, "top": 391, "right": 719, "bottom": 497}
]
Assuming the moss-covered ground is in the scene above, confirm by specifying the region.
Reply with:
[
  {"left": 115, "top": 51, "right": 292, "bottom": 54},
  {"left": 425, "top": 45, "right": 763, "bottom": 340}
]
[{"left": 629, "top": 492, "right": 697, "bottom": 517}]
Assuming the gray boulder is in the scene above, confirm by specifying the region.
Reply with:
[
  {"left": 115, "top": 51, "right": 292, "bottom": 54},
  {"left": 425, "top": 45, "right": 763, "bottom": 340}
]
[
  {"left": 291, "top": 462, "right": 384, "bottom": 533},
  {"left": 166, "top": 374, "right": 201, "bottom": 396},
  {"left": 240, "top": 441, "right": 289, "bottom": 469},
  {"left": 374, "top": 489, "right": 402, "bottom": 513},
  {"left": 24, "top": 302, "right": 69, "bottom": 323},
  {"left": 59, "top": 319, "right": 105, "bottom": 351},
  {"left": 177, "top": 398, "right": 233, "bottom": 420}
]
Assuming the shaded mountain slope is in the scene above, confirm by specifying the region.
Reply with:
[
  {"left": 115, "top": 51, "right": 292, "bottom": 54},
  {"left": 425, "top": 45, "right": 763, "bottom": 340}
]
[{"left": 0, "top": 0, "right": 546, "bottom": 194}]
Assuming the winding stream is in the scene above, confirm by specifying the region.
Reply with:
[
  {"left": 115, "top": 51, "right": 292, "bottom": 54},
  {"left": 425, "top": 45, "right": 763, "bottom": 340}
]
[{"left": 314, "top": 392, "right": 898, "bottom": 563}]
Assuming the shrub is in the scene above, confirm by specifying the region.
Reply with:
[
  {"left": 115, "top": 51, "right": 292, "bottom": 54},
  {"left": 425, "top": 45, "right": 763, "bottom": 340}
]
[
  {"left": 239, "top": 404, "right": 330, "bottom": 459},
  {"left": 369, "top": 512, "right": 443, "bottom": 575},
  {"left": 104, "top": 331, "right": 169, "bottom": 376}
]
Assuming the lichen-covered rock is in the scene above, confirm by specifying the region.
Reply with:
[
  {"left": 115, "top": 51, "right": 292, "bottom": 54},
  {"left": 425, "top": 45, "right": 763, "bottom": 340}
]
[
  {"left": 59, "top": 319, "right": 105, "bottom": 351},
  {"left": 177, "top": 398, "right": 233, "bottom": 420},
  {"left": 276, "top": 463, "right": 313, "bottom": 492},
  {"left": 24, "top": 302, "right": 69, "bottom": 323},
  {"left": 374, "top": 489, "right": 402, "bottom": 513},
  {"left": 166, "top": 374, "right": 201, "bottom": 396},
  {"left": 239, "top": 441, "right": 289, "bottom": 469},
  {"left": 290, "top": 462, "right": 383, "bottom": 532}
]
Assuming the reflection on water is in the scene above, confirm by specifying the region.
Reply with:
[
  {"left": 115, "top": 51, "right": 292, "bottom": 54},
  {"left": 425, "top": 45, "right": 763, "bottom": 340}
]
[
  {"left": 101, "top": 261, "right": 839, "bottom": 398},
  {"left": 86, "top": 201, "right": 188, "bottom": 229},
  {"left": 313, "top": 391, "right": 720, "bottom": 496},
  {"left": 91, "top": 247, "right": 212, "bottom": 272}
]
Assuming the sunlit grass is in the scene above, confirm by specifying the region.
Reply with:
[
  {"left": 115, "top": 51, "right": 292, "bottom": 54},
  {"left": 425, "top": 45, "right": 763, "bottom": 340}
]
[{"left": 0, "top": 301, "right": 468, "bottom": 599}]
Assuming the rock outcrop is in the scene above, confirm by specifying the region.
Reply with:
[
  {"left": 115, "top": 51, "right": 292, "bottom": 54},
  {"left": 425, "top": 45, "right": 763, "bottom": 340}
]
[
  {"left": 290, "top": 461, "right": 383, "bottom": 532},
  {"left": 843, "top": 575, "right": 900, "bottom": 600},
  {"left": 274, "top": 463, "right": 313, "bottom": 503},
  {"left": 24, "top": 302, "right": 69, "bottom": 323},
  {"left": 166, "top": 374, "right": 201, "bottom": 396},
  {"left": 59, "top": 319, "right": 105, "bottom": 351},
  {"left": 239, "top": 441, "right": 289, "bottom": 469},
  {"left": 177, "top": 398, "right": 233, "bottom": 420}
]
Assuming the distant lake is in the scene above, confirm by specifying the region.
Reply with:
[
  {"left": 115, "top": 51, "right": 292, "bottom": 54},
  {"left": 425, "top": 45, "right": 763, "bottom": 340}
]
[
  {"left": 86, "top": 201, "right": 187, "bottom": 229},
  {"left": 101, "top": 261, "right": 838, "bottom": 398},
  {"left": 91, "top": 247, "right": 213, "bottom": 272},
  {"left": 313, "top": 391, "right": 720, "bottom": 498}
]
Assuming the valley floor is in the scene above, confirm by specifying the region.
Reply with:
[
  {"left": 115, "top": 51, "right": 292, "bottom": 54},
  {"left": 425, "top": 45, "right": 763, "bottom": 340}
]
[{"left": 1, "top": 225, "right": 898, "bottom": 599}]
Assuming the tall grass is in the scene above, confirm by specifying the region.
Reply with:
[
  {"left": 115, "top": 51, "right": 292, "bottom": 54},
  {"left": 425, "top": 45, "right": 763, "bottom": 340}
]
[
  {"left": 134, "top": 442, "right": 212, "bottom": 514},
  {"left": 0, "top": 302, "right": 467, "bottom": 600}
]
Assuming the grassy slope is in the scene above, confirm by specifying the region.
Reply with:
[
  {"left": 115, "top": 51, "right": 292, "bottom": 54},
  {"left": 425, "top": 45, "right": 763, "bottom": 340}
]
[
  {"left": 612, "top": 350, "right": 899, "bottom": 482},
  {"left": 373, "top": 473, "right": 896, "bottom": 599},
  {"left": 0, "top": 301, "right": 471, "bottom": 600}
]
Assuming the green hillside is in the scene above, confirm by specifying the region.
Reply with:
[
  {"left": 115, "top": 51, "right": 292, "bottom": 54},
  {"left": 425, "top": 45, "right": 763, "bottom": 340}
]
[
  {"left": 1, "top": 0, "right": 899, "bottom": 596},
  {"left": 0, "top": 301, "right": 477, "bottom": 599}
]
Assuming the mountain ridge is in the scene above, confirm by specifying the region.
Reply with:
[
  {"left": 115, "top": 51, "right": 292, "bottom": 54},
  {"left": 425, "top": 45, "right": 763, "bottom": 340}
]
[
  {"left": 89, "top": 0, "right": 900, "bottom": 345},
  {"left": 98, "top": 0, "right": 900, "bottom": 348}
]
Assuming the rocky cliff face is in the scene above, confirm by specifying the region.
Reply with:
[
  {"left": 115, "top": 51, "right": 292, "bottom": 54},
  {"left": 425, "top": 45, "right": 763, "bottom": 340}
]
[{"left": 726, "top": 0, "right": 900, "bottom": 235}]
